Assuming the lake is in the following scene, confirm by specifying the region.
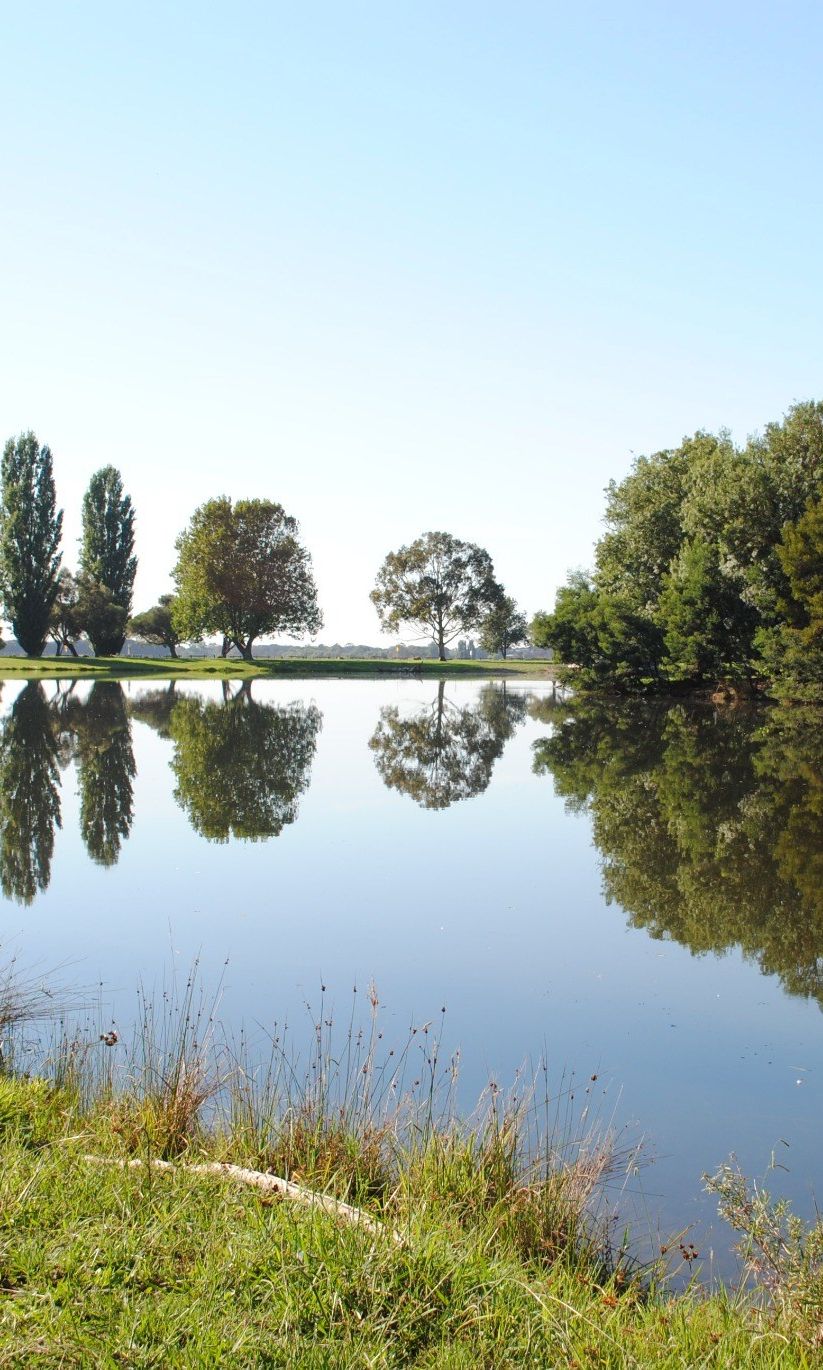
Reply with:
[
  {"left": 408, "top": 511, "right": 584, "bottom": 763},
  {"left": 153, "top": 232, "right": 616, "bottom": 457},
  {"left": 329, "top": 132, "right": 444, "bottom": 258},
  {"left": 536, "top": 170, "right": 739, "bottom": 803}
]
[{"left": 1, "top": 673, "right": 820, "bottom": 1273}]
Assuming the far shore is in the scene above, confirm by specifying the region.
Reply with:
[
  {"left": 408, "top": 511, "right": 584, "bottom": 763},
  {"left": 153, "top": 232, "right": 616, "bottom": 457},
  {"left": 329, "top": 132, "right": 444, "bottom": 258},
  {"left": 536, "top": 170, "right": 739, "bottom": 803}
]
[{"left": 0, "top": 654, "right": 557, "bottom": 682}]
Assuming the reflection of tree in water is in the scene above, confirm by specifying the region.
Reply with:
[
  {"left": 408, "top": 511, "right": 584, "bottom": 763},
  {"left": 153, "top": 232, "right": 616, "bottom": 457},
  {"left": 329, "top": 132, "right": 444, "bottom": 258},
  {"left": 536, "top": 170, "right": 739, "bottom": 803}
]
[
  {"left": 369, "top": 682, "right": 528, "bottom": 809},
  {"left": 59, "top": 683, "right": 136, "bottom": 866},
  {"left": 0, "top": 683, "right": 62, "bottom": 904},
  {"left": 533, "top": 700, "right": 823, "bottom": 1005},
  {"left": 128, "top": 682, "right": 179, "bottom": 738},
  {"left": 165, "top": 686, "right": 322, "bottom": 841}
]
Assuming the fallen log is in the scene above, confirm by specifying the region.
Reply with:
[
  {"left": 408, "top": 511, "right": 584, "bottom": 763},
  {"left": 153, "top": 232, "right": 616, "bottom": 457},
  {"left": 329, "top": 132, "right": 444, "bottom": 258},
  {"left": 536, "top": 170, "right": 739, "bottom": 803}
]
[{"left": 83, "top": 1154, "right": 400, "bottom": 1241}]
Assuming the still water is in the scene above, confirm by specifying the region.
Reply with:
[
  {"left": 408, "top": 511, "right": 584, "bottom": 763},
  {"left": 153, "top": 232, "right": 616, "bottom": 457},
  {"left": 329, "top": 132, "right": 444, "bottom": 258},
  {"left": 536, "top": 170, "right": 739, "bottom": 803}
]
[{"left": 1, "top": 674, "right": 821, "bottom": 1266}]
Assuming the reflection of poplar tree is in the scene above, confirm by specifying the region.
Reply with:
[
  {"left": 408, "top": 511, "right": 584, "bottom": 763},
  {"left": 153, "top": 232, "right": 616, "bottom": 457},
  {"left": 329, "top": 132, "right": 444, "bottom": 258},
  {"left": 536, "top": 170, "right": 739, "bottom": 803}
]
[
  {"left": 369, "top": 682, "right": 527, "bottom": 809},
  {"left": 72, "top": 683, "right": 136, "bottom": 866},
  {"left": 168, "top": 691, "right": 322, "bottom": 841},
  {"left": 533, "top": 700, "right": 823, "bottom": 1006},
  {"left": 0, "top": 683, "right": 62, "bottom": 904}
]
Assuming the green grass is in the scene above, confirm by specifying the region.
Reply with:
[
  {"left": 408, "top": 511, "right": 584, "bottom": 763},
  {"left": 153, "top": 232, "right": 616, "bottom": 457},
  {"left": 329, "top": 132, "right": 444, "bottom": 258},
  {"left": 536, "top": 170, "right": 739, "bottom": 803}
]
[
  {"left": 0, "top": 654, "right": 555, "bottom": 682},
  {"left": 0, "top": 975, "right": 819, "bottom": 1366}
]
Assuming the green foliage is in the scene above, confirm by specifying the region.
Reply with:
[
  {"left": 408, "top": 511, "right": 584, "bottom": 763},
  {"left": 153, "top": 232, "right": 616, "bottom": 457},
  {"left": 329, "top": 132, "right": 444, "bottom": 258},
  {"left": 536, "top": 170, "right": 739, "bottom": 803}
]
[
  {"left": 129, "top": 594, "right": 182, "bottom": 657},
  {"left": 532, "top": 573, "right": 664, "bottom": 693},
  {"left": 369, "top": 681, "right": 526, "bottom": 808},
  {"left": 48, "top": 568, "right": 82, "bottom": 656},
  {"left": 537, "top": 403, "right": 823, "bottom": 694},
  {"left": 659, "top": 537, "right": 758, "bottom": 683},
  {"left": 0, "top": 432, "right": 63, "bottom": 656},
  {"left": 80, "top": 466, "right": 137, "bottom": 652},
  {"left": 371, "top": 531, "right": 500, "bottom": 660},
  {"left": 478, "top": 593, "right": 529, "bottom": 658},
  {"left": 173, "top": 497, "right": 322, "bottom": 659},
  {"left": 755, "top": 497, "right": 823, "bottom": 701},
  {"left": 73, "top": 571, "right": 129, "bottom": 657}
]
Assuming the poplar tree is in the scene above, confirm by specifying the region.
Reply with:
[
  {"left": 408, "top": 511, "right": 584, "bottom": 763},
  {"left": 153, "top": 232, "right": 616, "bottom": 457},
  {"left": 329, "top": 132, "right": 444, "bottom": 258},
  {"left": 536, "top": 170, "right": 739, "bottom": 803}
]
[
  {"left": 80, "top": 466, "right": 137, "bottom": 654},
  {"left": 0, "top": 433, "right": 63, "bottom": 656}
]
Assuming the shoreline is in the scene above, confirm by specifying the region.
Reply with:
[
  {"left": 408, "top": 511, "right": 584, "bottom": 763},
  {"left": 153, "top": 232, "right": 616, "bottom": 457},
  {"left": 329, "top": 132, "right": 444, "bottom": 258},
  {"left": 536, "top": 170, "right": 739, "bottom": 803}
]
[{"left": 0, "top": 654, "right": 556, "bottom": 682}]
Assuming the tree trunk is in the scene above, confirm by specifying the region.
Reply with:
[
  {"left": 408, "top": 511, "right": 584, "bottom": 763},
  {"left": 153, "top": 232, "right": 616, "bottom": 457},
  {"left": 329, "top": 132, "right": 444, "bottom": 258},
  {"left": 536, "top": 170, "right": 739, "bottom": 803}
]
[
  {"left": 242, "top": 638, "right": 255, "bottom": 661},
  {"left": 68, "top": 641, "right": 78, "bottom": 657},
  {"left": 437, "top": 619, "right": 446, "bottom": 661},
  {"left": 220, "top": 636, "right": 230, "bottom": 658},
  {"left": 168, "top": 643, "right": 178, "bottom": 659}
]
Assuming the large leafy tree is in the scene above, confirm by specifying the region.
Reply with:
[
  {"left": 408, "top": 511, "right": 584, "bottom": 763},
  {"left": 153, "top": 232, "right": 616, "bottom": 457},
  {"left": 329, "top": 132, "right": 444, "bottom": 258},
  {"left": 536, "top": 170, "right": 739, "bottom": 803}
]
[
  {"left": 371, "top": 531, "right": 500, "bottom": 660},
  {"left": 536, "top": 403, "right": 823, "bottom": 696},
  {"left": 73, "top": 572, "right": 129, "bottom": 658},
  {"left": 756, "top": 497, "right": 823, "bottom": 702},
  {"left": 80, "top": 466, "right": 136, "bottom": 654},
  {"left": 478, "top": 594, "right": 529, "bottom": 659},
  {"left": 172, "top": 498, "right": 322, "bottom": 659},
  {"left": 658, "top": 538, "right": 759, "bottom": 684},
  {"left": 0, "top": 433, "right": 63, "bottom": 655},
  {"left": 531, "top": 573, "right": 664, "bottom": 693},
  {"left": 129, "top": 594, "right": 182, "bottom": 657}
]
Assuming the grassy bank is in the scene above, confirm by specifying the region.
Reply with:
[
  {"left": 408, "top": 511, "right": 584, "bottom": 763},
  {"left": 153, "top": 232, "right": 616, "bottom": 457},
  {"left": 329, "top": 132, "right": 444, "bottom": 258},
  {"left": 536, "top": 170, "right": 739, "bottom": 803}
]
[
  {"left": 0, "top": 654, "right": 555, "bottom": 683},
  {"left": 0, "top": 981, "right": 820, "bottom": 1365}
]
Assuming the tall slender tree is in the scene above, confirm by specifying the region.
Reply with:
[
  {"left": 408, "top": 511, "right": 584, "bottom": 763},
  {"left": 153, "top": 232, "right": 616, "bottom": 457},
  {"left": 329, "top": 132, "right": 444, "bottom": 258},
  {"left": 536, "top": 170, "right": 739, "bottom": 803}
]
[
  {"left": 80, "top": 466, "right": 136, "bottom": 654},
  {"left": 0, "top": 433, "right": 63, "bottom": 655}
]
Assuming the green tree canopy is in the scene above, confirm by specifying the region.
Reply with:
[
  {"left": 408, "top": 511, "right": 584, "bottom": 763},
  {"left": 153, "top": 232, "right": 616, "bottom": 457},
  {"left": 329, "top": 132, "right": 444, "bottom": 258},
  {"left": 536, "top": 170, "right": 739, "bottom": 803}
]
[
  {"left": 80, "top": 466, "right": 137, "bottom": 653},
  {"left": 534, "top": 402, "right": 823, "bottom": 696},
  {"left": 48, "top": 569, "right": 81, "bottom": 657},
  {"left": 371, "top": 531, "right": 500, "bottom": 661},
  {"left": 172, "top": 498, "right": 322, "bottom": 660},
  {"left": 73, "top": 573, "right": 129, "bottom": 659},
  {"left": 478, "top": 594, "right": 529, "bottom": 659},
  {"left": 129, "top": 594, "right": 182, "bottom": 657},
  {"left": 0, "top": 433, "right": 63, "bottom": 656}
]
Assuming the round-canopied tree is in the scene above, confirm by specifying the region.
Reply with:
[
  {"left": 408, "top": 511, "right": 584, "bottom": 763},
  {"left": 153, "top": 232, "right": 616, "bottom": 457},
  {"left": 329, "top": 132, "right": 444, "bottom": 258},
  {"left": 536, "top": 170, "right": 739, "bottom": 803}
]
[
  {"left": 172, "top": 497, "right": 322, "bottom": 659},
  {"left": 80, "top": 466, "right": 137, "bottom": 654},
  {"left": 0, "top": 433, "right": 63, "bottom": 656},
  {"left": 129, "top": 594, "right": 182, "bottom": 657},
  {"left": 478, "top": 593, "right": 529, "bottom": 659},
  {"left": 370, "top": 531, "right": 500, "bottom": 660}
]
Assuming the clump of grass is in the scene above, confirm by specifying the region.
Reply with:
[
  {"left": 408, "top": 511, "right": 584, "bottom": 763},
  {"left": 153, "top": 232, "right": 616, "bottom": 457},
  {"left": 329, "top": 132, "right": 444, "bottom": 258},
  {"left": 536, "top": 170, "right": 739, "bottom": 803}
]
[{"left": 706, "top": 1160, "right": 823, "bottom": 1346}]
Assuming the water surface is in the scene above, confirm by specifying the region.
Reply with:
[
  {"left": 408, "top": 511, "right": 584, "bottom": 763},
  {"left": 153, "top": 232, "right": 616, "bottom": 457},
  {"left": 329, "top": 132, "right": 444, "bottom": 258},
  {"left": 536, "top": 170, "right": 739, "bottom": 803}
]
[{"left": 1, "top": 675, "right": 820, "bottom": 1268}]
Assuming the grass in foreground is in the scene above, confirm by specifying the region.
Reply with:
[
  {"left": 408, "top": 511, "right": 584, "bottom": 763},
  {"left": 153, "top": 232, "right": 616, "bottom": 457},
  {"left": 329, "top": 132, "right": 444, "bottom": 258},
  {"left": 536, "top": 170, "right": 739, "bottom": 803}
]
[
  {"left": 0, "top": 654, "right": 555, "bottom": 682},
  {"left": 0, "top": 979, "right": 820, "bottom": 1367}
]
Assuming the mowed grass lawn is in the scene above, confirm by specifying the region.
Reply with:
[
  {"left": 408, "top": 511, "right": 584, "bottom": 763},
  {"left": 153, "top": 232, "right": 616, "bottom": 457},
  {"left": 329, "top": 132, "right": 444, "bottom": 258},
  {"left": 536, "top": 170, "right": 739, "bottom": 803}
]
[{"left": 0, "top": 655, "right": 554, "bottom": 682}]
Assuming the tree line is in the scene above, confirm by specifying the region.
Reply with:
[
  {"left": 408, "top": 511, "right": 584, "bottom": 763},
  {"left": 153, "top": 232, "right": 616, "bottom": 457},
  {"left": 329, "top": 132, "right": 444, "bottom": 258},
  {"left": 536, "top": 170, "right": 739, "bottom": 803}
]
[
  {"left": 0, "top": 433, "right": 531, "bottom": 661},
  {"left": 532, "top": 400, "right": 823, "bottom": 699}
]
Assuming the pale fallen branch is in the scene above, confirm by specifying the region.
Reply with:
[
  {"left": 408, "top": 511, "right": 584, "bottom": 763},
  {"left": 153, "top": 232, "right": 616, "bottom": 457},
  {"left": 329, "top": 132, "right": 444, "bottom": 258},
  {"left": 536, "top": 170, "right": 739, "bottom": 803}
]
[{"left": 83, "top": 1154, "right": 401, "bottom": 1242}]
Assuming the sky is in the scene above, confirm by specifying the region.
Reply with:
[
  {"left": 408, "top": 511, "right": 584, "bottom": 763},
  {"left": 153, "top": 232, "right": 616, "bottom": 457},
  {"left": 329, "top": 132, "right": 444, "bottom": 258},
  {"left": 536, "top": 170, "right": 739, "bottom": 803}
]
[{"left": 2, "top": 1, "right": 823, "bottom": 644}]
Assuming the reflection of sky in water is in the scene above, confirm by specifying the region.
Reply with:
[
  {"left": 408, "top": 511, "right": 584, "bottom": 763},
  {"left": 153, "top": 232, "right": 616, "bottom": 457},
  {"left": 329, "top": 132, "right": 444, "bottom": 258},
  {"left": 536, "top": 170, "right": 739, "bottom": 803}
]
[{"left": 0, "top": 675, "right": 821, "bottom": 1275}]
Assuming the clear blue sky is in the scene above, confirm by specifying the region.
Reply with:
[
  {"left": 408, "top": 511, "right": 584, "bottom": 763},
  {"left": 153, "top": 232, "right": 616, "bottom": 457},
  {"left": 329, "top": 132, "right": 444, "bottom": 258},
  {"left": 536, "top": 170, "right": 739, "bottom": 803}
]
[{"left": 3, "top": 2, "right": 822, "bottom": 643}]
